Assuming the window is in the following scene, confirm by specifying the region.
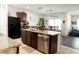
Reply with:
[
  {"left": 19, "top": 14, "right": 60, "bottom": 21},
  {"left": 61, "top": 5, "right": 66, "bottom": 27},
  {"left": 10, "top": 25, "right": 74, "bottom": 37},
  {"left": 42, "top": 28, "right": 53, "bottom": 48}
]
[
  {"left": 48, "top": 19, "right": 62, "bottom": 31},
  {"left": 48, "top": 19, "right": 54, "bottom": 26}
]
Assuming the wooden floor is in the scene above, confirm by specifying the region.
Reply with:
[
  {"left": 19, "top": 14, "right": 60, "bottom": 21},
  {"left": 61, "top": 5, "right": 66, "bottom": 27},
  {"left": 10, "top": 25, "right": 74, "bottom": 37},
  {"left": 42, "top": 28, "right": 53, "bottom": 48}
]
[{"left": 60, "top": 36, "right": 79, "bottom": 50}]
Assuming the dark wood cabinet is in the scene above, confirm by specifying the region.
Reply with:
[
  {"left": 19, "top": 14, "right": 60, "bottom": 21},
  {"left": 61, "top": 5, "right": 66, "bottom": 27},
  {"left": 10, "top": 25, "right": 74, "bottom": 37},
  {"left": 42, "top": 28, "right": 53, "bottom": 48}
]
[
  {"left": 21, "top": 30, "right": 59, "bottom": 54},
  {"left": 21, "top": 30, "right": 26, "bottom": 44},
  {"left": 25, "top": 31, "right": 31, "bottom": 46},
  {"left": 21, "top": 31, "right": 38, "bottom": 49},
  {"left": 49, "top": 35, "right": 58, "bottom": 54},
  {"left": 21, "top": 31, "right": 31, "bottom": 46},
  {"left": 31, "top": 32, "right": 38, "bottom": 49}
]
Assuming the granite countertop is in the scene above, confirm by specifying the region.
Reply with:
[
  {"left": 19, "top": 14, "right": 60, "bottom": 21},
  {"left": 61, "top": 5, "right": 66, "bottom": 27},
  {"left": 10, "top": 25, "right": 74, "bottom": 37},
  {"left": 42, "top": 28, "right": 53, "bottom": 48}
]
[
  {"left": 21, "top": 28, "right": 60, "bottom": 36},
  {"left": 0, "top": 36, "right": 21, "bottom": 50}
]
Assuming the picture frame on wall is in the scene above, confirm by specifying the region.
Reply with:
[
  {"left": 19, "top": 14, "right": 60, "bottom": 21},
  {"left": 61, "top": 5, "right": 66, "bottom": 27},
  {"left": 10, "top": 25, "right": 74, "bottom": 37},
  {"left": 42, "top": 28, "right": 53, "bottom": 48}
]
[
  {"left": 71, "top": 21, "right": 76, "bottom": 24},
  {"left": 63, "top": 20, "right": 65, "bottom": 23}
]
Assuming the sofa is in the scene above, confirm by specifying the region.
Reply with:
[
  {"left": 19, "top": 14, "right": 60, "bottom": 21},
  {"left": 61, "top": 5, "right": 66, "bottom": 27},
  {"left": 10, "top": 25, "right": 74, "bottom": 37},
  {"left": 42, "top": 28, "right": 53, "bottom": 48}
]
[{"left": 69, "top": 29, "right": 79, "bottom": 37}]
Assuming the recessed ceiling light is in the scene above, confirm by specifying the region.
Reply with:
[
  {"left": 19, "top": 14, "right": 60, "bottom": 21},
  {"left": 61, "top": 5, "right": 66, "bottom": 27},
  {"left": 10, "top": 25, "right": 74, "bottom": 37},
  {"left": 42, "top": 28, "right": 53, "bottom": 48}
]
[
  {"left": 26, "top": 6, "right": 30, "bottom": 9},
  {"left": 45, "top": 10, "right": 48, "bottom": 12},
  {"left": 49, "top": 9, "right": 52, "bottom": 12},
  {"left": 38, "top": 7, "right": 42, "bottom": 9}
]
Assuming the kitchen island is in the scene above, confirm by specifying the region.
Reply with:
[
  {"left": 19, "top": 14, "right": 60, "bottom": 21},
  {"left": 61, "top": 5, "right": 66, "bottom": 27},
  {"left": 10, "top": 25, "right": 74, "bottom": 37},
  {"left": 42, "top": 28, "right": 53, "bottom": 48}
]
[{"left": 21, "top": 29, "right": 60, "bottom": 54}]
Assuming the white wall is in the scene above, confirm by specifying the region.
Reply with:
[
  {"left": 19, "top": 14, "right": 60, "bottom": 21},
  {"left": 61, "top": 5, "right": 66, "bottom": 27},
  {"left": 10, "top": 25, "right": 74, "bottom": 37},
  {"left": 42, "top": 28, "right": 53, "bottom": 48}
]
[
  {"left": 26, "top": 11, "right": 39, "bottom": 26},
  {"left": 60, "top": 13, "right": 71, "bottom": 36},
  {"left": 0, "top": 4, "right": 8, "bottom": 35},
  {"left": 8, "top": 5, "right": 39, "bottom": 26}
]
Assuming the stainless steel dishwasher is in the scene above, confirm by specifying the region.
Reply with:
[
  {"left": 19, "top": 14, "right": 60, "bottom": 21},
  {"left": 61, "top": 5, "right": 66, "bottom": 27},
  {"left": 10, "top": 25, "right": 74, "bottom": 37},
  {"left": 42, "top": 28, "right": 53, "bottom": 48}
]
[{"left": 38, "top": 34, "right": 49, "bottom": 53}]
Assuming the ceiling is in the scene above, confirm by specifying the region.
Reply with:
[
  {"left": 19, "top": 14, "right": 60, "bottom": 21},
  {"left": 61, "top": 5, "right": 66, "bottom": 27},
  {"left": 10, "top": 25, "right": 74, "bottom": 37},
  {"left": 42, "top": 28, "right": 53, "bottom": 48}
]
[{"left": 9, "top": 4, "right": 79, "bottom": 15}]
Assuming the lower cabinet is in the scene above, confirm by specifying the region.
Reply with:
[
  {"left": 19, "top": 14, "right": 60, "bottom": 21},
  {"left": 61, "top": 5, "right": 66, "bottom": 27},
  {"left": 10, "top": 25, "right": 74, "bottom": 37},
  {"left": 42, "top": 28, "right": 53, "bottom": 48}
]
[
  {"left": 21, "top": 30, "right": 58, "bottom": 54},
  {"left": 25, "top": 31, "right": 31, "bottom": 46},
  {"left": 21, "top": 30, "right": 26, "bottom": 44},
  {"left": 21, "top": 31, "right": 38, "bottom": 49},
  {"left": 31, "top": 32, "right": 38, "bottom": 49},
  {"left": 49, "top": 35, "right": 58, "bottom": 54}
]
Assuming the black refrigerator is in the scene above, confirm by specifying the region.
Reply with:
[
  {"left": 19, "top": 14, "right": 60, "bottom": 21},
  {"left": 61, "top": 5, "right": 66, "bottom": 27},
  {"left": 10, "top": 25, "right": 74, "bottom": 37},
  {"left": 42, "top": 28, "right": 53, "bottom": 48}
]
[{"left": 8, "top": 16, "right": 21, "bottom": 39}]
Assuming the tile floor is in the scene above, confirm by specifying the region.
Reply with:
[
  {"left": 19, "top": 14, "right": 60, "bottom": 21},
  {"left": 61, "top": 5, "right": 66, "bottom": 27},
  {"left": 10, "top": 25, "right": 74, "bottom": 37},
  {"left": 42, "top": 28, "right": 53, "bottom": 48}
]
[
  {"left": 61, "top": 36, "right": 79, "bottom": 50},
  {"left": 0, "top": 38, "right": 79, "bottom": 54},
  {"left": 16, "top": 38, "right": 79, "bottom": 54}
]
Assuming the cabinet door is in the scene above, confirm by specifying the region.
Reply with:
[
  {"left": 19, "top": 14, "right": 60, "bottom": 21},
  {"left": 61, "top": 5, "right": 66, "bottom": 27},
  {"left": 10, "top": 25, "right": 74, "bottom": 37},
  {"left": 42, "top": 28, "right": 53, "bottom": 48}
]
[
  {"left": 49, "top": 35, "right": 58, "bottom": 54},
  {"left": 31, "top": 32, "right": 38, "bottom": 49},
  {"left": 21, "top": 31, "right": 31, "bottom": 46},
  {"left": 21, "top": 30, "right": 26, "bottom": 44},
  {"left": 21, "top": 31, "right": 38, "bottom": 49},
  {"left": 25, "top": 31, "right": 31, "bottom": 46}
]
